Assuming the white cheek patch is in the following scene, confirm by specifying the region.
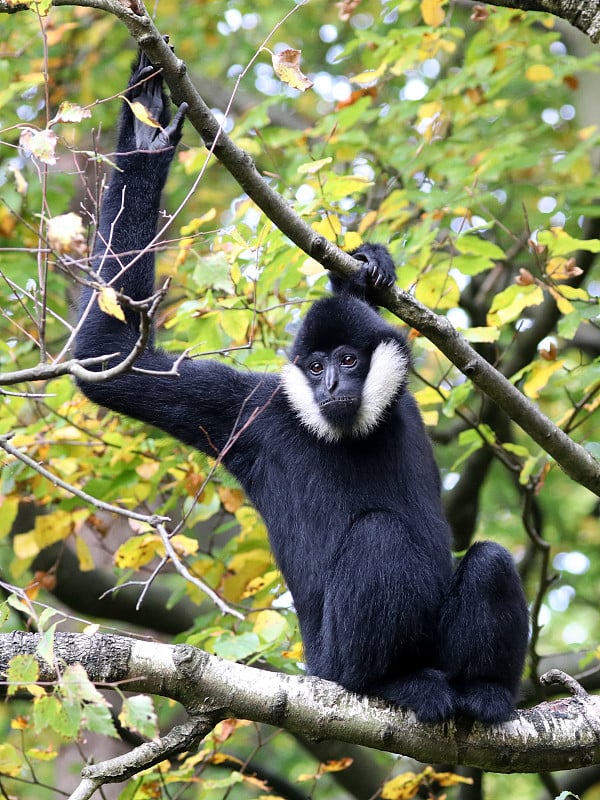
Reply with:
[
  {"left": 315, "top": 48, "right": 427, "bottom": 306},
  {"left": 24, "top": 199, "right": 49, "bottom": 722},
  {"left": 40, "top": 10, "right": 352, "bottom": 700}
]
[
  {"left": 352, "top": 339, "right": 409, "bottom": 437},
  {"left": 281, "top": 363, "right": 343, "bottom": 443},
  {"left": 282, "top": 339, "right": 409, "bottom": 442}
]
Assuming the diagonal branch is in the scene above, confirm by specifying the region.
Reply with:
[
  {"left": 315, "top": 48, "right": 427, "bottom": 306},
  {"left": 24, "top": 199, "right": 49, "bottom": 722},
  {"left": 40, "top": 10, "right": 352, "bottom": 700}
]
[{"left": 2, "top": 0, "right": 599, "bottom": 495}]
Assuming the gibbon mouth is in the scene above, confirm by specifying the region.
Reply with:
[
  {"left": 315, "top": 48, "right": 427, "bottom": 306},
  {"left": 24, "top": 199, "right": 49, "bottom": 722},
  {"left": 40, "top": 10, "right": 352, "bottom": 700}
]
[{"left": 319, "top": 397, "right": 356, "bottom": 406}]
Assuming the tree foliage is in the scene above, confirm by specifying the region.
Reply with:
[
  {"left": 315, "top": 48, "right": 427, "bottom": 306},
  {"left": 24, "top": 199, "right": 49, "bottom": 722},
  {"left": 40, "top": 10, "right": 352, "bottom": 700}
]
[{"left": 1, "top": 1, "right": 600, "bottom": 798}]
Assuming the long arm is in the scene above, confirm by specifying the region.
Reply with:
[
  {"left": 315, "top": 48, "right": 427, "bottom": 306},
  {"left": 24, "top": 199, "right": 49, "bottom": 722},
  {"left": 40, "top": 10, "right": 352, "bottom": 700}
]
[{"left": 75, "top": 53, "right": 268, "bottom": 461}]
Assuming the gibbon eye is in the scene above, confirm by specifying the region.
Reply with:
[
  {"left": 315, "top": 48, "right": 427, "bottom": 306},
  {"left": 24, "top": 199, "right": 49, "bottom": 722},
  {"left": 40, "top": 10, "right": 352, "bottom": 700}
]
[
  {"left": 340, "top": 354, "right": 357, "bottom": 368},
  {"left": 309, "top": 361, "right": 324, "bottom": 375}
]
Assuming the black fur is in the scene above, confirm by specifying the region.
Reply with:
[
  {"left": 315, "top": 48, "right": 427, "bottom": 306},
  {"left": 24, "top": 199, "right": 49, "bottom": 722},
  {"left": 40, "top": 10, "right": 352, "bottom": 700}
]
[{"left": 75, "top": 56, "right": 529, "bottom": 724}]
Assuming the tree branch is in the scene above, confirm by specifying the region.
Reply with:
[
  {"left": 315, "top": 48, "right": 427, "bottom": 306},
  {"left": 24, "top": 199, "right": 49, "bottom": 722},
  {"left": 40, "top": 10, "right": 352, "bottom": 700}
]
[
  {"left": 478, "top": 0, "right": 600, "bottom": 42},
  {"left": 2, "top": 631, "right": 600, "bottom": 776}
]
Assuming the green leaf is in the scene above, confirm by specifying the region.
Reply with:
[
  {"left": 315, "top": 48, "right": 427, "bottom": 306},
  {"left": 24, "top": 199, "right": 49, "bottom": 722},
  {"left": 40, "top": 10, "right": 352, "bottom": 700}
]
[
  {"left": 451, "top": 254, "right": 495, "bottom": 277},
  {"left": 202, "top": 772, "right": 244, "bottom": 791},
  {"left": 33, "top": 694, "right": 81, "bottom": 739},
  {"left": 7, "top": 654, "right": 39, "bottom": 696},
  {"left": 220, "top": 309, "right": 253, "bottom": 341},
  {"left": 487, "top": 284, "right": 544, "bottom": 326},
  {"left": 62, "top": 663, "right": 108, "bottom": 705},
  {"left": 83, "top": 703, "right": 119, "bottom": 737},
  {"left": 442, "top": 382, "right": 472, "bottom": 417},
  {"left": 193, "top": 254, "right": 235, "bottom": 293},
  {"left": 36, "top": 624, "right": 56, "bottom": 667},
  {"left": 538, "top": 229, "right": 600, "bottom": 256},
  {"left": 213, "top": 632, "right": 261, "bottom": 661},
  {"left": 0, "top": 742, "right": 22, "bottom": 777},
  {"left": 454, "top": 235, "right": 505, "bottom": 260},
  {"left": 118, "top": 695, "right": 158, "bottom": 740}
]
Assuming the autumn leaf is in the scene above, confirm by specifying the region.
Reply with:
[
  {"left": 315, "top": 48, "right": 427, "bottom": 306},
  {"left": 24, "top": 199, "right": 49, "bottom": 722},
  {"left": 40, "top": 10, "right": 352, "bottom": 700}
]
[
  {"left": 421, "top": 0, "right": 445, "bottom": 27},
  {"left": 271, "top": 49, "right": 313, "bottom": 92},
  {"left": 525, "top": 64, "right": 554, "bottom": 82},
  {"left": 297, "top": 157, "right": 333, "bottom": 175},
  {"left": 50, "top": 101, "right": 92, "bottom": 125},
  {"left": 320, "top": 758, "right": 354, "bottom": 773},
  {"left": 47, "top": 212, "right": 87, "bottom": 256},
  {"left": 120, "top": 95, "right": 162, "bottom": 128},
  {"left": 98, "top": 287, "right": 125, "bottom": 322},
  {"left": 545, "top": 256, "right": 583, "bottom": 281},
  {"left": 19, "top": 128, "right": 59, "bottom": 165},
  {"left": 523, "top": 359, "right": 565, "bottom": 399}
]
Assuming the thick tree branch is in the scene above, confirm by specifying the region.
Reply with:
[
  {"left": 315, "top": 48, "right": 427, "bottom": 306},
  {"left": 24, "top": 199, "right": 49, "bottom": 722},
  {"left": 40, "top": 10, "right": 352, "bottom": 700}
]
[
  {"left": 479, "top": 0, "right": 600, "bottom": 42},
  {"left": 2, "top": 631, "right": 600, "bottom": 776}
]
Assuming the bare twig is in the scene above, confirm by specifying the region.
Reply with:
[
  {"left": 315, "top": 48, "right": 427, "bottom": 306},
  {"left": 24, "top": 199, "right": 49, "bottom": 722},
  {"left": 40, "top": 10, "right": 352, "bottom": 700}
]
[{"left": 0, "top": 433, "right": 168, "bottom": 525}]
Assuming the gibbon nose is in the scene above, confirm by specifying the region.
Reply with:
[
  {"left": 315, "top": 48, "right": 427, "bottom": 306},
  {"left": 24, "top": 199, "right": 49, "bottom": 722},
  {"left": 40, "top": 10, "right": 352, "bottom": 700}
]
[{"left": 325, "top": 363, "right": 339, "bottom": 393}]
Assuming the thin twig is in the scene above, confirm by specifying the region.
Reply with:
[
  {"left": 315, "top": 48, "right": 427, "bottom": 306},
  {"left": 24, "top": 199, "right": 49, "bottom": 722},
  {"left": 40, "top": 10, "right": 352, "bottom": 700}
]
[{"left": 0, "top": 433, "right": 169, "bottom": 525}]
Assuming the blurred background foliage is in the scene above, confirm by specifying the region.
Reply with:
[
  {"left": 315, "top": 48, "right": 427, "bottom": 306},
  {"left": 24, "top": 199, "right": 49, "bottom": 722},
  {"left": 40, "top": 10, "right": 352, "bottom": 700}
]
[{"left": 1, "top": 0, "right": 600, "bottom": 798}]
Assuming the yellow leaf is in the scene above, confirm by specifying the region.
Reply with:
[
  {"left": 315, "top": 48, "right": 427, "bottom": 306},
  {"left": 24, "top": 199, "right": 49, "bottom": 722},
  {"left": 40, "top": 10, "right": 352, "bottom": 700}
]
[
  {"left": 351, "top": 61, "right": 388, "bottom": 85},
  {"left": 414, "top": 268, "right": 460, "bottom": 311},
  {"left": 525, "top": 64, "right": 554, "bottom": 82},
  {"left": 523, "top": 359, "right": 565, "bottom": 399},
  {"left": 272, "top": 49, "right": 313, "bottom": 92},
  {"left": 26, "top": 745, "right": 58, "bottom": 761},
  {"left": 297, "top": 157, "right": 332, "bottom": 175},
  {"left": 180, "top": 209, "right": 217, "bottom": 234},
  {"left": 14, "top": 511, "right": 74, "bottom": 559},
  {"left": 545, "top": 256, "right": 583, "bottom": 281},
  {"left": 344, "top": 232, "right": 362, "bottom": 251},
  {"left": 218, "top": 486, "right": 245, "bottom": 513},
  {"left": 547, "top": 286, "right": 575, "bottom": 315},
  {"left": 460, "top": 326, "right": 500, "bottom": 343},
  {"left": 114, "top": 534, "right": 160, "bottom": 569},
  {"left": 222, "top": 548, "right": 273, "bottom": 602},
  {"left": 136, "top": 461, "right": 160, "bottom": 480},
  {"left": 358, "top": 211, "right": 377, "bottom": 234},
  {"left": 382, "top": 767, "right": 472, "bottom": 800},
  {"left": 487, "top": 284, "right": 544, "bottom": 327},
  {"left": 578, "top": 125, "right": 598, "bottom": 141},
  {"left": 421, "top": 409, "right": 439, "bottom": 426},
  {"left": 282, "top": 641, "right": 304, "bottom": 660},
  {"left": 381, "top": 772, "right": 421, "bottom": 800},
  {"left": 75, "top": 536, "right": 95, "bottom": 572},
  {"left": 431, "top": 769, "right": 474, "bottom": 788},
  {"left": 312, "top": 216, "right": 342, "bottom": 240},
  {"left": 98, "top": 287, "right": 125, "bottom": 322},
  {"left": 169, "top": 534, "right": 199, "bottom": 558},
  {"left": 299, "top": 259, "right": 326, "bottom": 277},
  {"left": 0, "top": 496, "right": 19, "bottom": 538},
  {"left": 421, "top": 0, "right": 445, "bottom": 27},
  {"left": 252, "top": 609, "right": 287, "bottom": 642},
  {"left": 321, "top": 758, "right": 353, "bottom": 773},
  {"left": 120, "top": 96, "right": 162, "bottom": 128}
]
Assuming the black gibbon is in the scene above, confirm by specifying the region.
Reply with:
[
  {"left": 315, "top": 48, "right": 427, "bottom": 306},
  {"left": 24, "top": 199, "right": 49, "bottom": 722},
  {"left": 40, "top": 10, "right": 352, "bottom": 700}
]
[{"left": 75, "top": 52, "right": 528, "bottom": 723}]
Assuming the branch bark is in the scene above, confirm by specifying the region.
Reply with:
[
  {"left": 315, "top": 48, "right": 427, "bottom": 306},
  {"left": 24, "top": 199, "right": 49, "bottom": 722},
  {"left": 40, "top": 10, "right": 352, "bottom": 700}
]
[
  {"left": 2, "top": 631, "right": 600, "bottom": 776},
  {"left": 479, "top": 0, "right": 600, "bottom": 42}
]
